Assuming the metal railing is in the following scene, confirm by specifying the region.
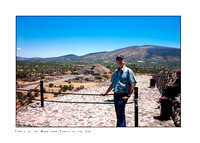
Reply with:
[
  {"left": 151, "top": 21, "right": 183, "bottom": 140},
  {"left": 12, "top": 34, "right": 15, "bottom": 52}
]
[
  {"left": 16, "top": 83, "right": 40, "bottom": 111},
  {"left": 16, "top": 81, "right": 139, "bottom": 127},
  {"left": 134, "top": 87, "right": 138, "bottom": 127}
]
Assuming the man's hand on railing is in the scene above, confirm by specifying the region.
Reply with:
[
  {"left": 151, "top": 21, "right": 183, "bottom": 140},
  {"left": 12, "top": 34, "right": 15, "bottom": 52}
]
[
  {"left": 101, "top": 83, "right": 114, "bottom": 96},
  {"left": 101, "top": 93, "right": 107, "bottom": 96}
]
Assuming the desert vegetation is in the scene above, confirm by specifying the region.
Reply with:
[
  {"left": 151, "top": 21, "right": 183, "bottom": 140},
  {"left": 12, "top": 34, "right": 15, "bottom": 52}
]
[
  {"left": 16, "top": 60, "right": 85, "bottom": 81},
  {"left": 17, "top": 60, "right": 180, "bottom": 82},
  {"left": 16, "top": 57, "right": 180, "bottom": 111}
]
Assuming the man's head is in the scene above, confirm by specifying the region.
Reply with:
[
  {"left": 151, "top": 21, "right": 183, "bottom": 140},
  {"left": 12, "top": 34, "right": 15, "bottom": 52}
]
[
  {"left": 116, "top": 55, "right": 125, "bottom": 69},
  {"left": 176, "top": 70, "right": 181, "bottom": 78}
]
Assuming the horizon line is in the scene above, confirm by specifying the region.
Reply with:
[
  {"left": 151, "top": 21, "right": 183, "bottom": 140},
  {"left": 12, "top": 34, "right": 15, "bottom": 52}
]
[{"left": 16, "top": 44, "right": 180, "bottom": 58}]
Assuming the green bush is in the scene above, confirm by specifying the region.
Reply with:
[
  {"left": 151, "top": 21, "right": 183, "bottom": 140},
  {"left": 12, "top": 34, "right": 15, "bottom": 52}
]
[
  {"left": 62, "top": 85, "right": 68, "bottom": 92},
  {"left": 19, "top": 100, "right": 25, "bottom": 106},
  {"left": 49, "top": 83, "right": 54, "bottom": 87},
  {"left": 68, "top": 84, "right": 74, "bottom": 91},
  {"left": 17, "top": 92, "right": 23, "bottom": 98},
  {"left": 16, "top": 71, "right": 28, "bottom": 79},
  {"left": 54, "top": 93, "right": 58, "bottom": 97},
  {"left": 34, "top": 89, "right": 39, "bottom": 92},
  {"left": 76, "top": 85, "right": 84, "bottom": 91},
  {"left": 34, "top": 92, "right": 39, "bottom": 97},
  {"left": 80, "top": 85, "right": 84, "bottom": 89},
  {"left": 41, "top": 76, "right": 45, "bottom": 79},
  {"left": 26, "top": 92, "right": 35, "bottom": 103}
]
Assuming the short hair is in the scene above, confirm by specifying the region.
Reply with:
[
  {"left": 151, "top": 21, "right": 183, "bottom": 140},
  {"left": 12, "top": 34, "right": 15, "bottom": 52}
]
[{"left": 176, "top": 71, "right": 181, "bottom": 75}]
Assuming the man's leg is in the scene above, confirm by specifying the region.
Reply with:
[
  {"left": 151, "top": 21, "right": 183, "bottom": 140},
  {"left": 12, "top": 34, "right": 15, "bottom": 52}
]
[
  {"left": 162, "top": 88, "right": 167, "bottom": 97},
  {"left": 114, "top": 94, "right": 127, "bottom": 127}
]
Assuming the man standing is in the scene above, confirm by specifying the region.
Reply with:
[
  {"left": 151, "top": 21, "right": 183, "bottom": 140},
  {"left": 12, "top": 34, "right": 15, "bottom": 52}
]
[{"left": 101, "top": 55, "right": 137, "bottom": 127}]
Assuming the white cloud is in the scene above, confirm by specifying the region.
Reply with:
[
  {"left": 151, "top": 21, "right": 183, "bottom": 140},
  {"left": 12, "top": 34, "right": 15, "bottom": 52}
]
[{"left": 17, "top": 48, "right": 21, "bottom": 50}]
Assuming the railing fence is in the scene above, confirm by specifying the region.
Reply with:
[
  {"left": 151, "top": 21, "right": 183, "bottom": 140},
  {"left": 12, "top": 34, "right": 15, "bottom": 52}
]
[{"left": 16, "top": 81, "right": 139, "bottom": 127}]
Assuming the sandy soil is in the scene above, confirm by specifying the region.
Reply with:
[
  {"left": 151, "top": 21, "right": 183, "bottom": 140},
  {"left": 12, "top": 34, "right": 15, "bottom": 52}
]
[
  {"left": 17, "top": 80, "right": 41, "bottom": 85},
  {"left": 16, "top": 81, "right": 99, "bottom": 109},
  {"left": 43, "top": 81, "right": 99, "bottom": 99},
  {"left": 16, "top": 74, "right": 110, "bottom": 111}
]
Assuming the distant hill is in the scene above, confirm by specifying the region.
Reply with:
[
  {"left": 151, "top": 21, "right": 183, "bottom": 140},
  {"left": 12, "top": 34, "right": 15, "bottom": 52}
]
[
  {"left": 79, "top": 45, "right": 181, "bottom": 63},
  {"left": 83, "top": 51, "right": 108, "bottom": 56},
  {"left": 16, "top": 56, "right": 41, "bottom": 60},
  {"left": 17, "top": 45, "right": 181, "bottom": 63},
  {"left": 58, "top": 54, "right": 78, "bottom": 58}
]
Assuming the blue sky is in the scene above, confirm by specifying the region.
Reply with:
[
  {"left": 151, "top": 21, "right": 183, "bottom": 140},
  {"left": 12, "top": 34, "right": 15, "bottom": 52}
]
[{"left": 16, "top": 16, "right": 180, "bottom": 58}]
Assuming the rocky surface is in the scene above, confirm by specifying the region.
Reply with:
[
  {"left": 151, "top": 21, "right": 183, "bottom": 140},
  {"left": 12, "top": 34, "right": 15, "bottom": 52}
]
[
  {"left": 153, "top": 69, "right": 179, "bottom": 93},
  {"left": 16, "top": 76, "right": 175, "bottom": 127},
  {"left": 172, "top": 94, "right": 181, "bottom": 127},
  {"left": 153, "top": 69, "right": 181, "bottom": 127}
]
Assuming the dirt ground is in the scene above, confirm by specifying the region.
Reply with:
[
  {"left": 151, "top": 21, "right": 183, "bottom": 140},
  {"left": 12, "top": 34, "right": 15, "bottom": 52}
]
[
  {"left": 43, "top": 81, "right": 99, "bottom": 99},
  {"left": 17, "top": 76, "right": 56, "bottom": 85},
  {"left": 16, "top": 81, "right": 99, "bottom": 101},
  {"left": 16, "top": 80, "right": 99, "bottom": 112},
  {"left": 16, "top": 73, "right": 112, "bottom": 111}
]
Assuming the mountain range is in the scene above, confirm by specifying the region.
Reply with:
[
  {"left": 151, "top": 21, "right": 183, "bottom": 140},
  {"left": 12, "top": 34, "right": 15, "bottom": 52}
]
[{"left": 17, "top": 45, "right": 181, "bottom": 63}]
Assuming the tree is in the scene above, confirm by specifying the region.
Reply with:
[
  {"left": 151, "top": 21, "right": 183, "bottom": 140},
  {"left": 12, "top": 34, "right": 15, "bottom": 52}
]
[
  {"left": 49, "top": 83, "right": 54, "bottom": 88},
  {"left": 54, "top": 93, "right": 58, "bottom": 97},
  {"left": 16, "top": 92, "right": 23, "bottom": 99},
  {"left": 68, "top": 84, "right": 74, "bottom": 91},
  {"left": 34, "top": 92, "right": 39, "bottom": 97},
  {"left": 27, "top": 92, "right": 35, "bottom": 103},
  {"left": 63, "top": 85, "right": 68, "bottom": 92},
  {"left": 41, "top": 76, "right": 45, "bottom": 79},
  {"left": 17, "top": 71, "right": 28, "bottom": 79}
]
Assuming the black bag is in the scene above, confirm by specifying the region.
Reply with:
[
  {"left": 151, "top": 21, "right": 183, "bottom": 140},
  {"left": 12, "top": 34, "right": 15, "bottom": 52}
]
[{"left": 159, "top": 96, "right": 172, "bottom": 120}]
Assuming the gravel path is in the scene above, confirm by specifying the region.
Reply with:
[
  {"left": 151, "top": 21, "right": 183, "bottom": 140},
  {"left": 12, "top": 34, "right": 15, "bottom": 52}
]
[{"left": 16, "top": 76, "right": 175, "bottom": 127}]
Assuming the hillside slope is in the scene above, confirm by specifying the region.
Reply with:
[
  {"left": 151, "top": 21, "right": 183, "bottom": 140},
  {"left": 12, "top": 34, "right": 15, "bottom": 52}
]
[
  {"left": 80, "top": 45, "right": 181, "bottom": 62},
  {"left": 17, "top": 45, "right": 181, "bottom": 63}
]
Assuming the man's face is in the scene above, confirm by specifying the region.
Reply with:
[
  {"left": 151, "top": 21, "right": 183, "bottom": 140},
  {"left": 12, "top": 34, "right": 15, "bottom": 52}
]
[
  {"left": 116, "top": 58, "right": 125, "bottom": 67},
  {"left": 176, "top": 74, "right": 181, "bottom": 79}
]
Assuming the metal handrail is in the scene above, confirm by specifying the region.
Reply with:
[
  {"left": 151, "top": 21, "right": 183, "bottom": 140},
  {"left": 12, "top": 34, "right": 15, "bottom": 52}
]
[{"left": 16, "top": 81, "right": 139, "bottom": 127}]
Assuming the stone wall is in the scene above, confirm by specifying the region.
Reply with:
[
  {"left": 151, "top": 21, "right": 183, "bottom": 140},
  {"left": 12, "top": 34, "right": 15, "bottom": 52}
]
[{"left": 153, "top": 68, "right": 181, "bottom": 127}]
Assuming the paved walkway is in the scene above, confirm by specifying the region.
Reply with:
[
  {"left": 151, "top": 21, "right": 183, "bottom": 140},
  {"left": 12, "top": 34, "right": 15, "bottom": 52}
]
[{"left": 16, "top": 76, "right": 175, "bottom": 127}]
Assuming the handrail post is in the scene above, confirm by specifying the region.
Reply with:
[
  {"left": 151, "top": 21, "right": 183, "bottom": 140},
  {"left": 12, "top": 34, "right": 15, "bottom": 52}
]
[
  {"left": 40, "top": 81, "right": 44, "bottom": 107},
  {"left": 134, "top": 87, "right": 138, "bottom": 127}
]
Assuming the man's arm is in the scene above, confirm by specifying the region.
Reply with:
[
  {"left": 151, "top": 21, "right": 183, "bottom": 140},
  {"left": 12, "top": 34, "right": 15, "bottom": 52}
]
[
  {"left": 101, "top": 83, "right": 114, "bottom": 96},
  {"left": 166, "top": 83, "right": 179, "bottom": 88},
  {"left": 123, "top": 83, "right": 136, "bottom": 101},
  {"left": 128, "top": 69, "right": 136, "bottom": 97},
  {"left": 128, "top": 82, "right": 136, "bottom": 97}
]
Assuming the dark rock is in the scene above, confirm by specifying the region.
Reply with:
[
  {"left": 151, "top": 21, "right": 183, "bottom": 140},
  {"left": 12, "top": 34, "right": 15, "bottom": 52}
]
[{"left": 153, "top": 68, "right": 181, "bottom": 127}]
